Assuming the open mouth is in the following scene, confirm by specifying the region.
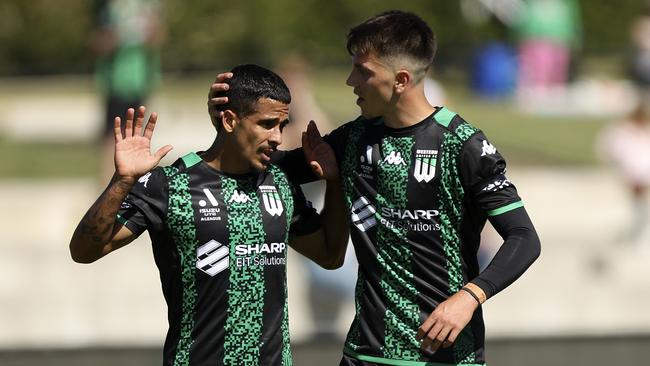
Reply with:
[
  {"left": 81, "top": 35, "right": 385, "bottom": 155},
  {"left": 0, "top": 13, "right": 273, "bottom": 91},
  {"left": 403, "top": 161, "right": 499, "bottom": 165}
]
[{"left": 260, "top": 148, "right": 274, "bottom": 163}]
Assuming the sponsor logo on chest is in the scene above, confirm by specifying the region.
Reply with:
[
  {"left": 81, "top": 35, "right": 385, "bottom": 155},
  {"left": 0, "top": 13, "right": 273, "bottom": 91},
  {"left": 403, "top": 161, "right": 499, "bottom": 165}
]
[
  {"left": 198, "top": 188, "right": 222, "bottom": 222},
  {"left": 358, "top": 144, "right": 376, "bottom": 180},
  {"left": 350, "top": 196, "right": 441, "bottom": 233},
  {"left": 196, "top": 239, "right": 229, "bottom": 276}
]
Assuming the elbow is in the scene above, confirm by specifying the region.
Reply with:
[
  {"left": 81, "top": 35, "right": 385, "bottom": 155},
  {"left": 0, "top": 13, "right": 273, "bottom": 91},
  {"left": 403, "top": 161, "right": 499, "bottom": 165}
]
[
  {"left": 69, "top": 242, "right": 99, "bottom": 264},
  {"left": 530, "top": 233, "right": 542, "bottom": 263},
  {"left": 321, "top": 256, "right": 345, "bottom": 270}
]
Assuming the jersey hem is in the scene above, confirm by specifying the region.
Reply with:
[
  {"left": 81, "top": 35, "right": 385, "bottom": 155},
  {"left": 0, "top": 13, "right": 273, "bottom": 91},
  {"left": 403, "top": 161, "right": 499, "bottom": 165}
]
[{"left": 343, "top": 348, "right": 485, "bottom": 366}]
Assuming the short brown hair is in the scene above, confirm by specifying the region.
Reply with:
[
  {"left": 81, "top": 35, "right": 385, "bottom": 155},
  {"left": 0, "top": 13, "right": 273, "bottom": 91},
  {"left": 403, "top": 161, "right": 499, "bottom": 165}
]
[{"left": 347, "top": 10, "right": 436, "bottom": 76}]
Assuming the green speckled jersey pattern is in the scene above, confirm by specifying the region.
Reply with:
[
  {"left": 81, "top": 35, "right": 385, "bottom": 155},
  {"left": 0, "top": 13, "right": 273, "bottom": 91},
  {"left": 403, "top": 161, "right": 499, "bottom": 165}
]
[
  {"left": 163, "top": 166, "right": 198, "bottom": 366},
  {"left": 376, "top": 136, "right": 420, "bottom": 360},
  {"left": 221, "top": 177, "right": 267, "bottom": 366}
]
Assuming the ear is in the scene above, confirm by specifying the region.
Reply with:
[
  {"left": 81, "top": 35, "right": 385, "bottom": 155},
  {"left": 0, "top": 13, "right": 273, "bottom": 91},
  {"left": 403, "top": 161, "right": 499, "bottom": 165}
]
[
  {"left": 394, "top": 70, "right": 411, "bottom": 94},
  {"left": 222, "top": 110, "right": 238, "bottom": 133}
]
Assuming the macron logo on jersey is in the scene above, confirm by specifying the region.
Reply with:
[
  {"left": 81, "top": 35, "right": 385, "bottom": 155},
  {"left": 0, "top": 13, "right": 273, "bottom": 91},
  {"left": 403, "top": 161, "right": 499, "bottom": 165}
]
[
  {"left": 351, "top": 196, "right": 377, "bottom": 232},
  {"left": 138, "top": 172, "right": 153, "bottom": 188},
  {"left": 383, "top": 151, "right": 406, "bottom": 165},
  {"left": 196, "top": 239, "right": 229, "bottom": 276},
  {"left": 228, "top": 190, "right": 251, "bottom": 204},
  {"left": 481, "top": 140, "right": 497, "bottom": 156},
  {"left": 260, "top": 185, "right": 283, "bottom": 216}
]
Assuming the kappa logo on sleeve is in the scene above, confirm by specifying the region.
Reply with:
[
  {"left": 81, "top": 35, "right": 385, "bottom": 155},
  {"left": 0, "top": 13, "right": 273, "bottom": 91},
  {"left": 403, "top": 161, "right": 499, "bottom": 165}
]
[
  {"left": 480, "top": 140, "right": 497, "bottom": 156},
  {"left": 138, "top": 172, "right": 153, "bottom": 187}
]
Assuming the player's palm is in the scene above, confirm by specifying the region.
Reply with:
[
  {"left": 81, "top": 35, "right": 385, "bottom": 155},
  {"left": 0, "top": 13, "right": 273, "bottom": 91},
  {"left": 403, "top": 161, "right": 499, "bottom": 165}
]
[
  {"left": 302, "top": 120, "right": 338, "bottom": 180},
  {"left": 113, "top": 107, "right": 173, "bottom": 181}
]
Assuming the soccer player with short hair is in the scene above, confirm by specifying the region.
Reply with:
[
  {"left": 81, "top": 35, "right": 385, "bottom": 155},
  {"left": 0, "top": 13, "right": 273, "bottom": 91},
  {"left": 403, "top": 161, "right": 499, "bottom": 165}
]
[
  {"left": 212, "top": 10, "right": 541, "bottom": 366},
  {"left": 70, "top": 64, "right": 348, "bottom": 366}
]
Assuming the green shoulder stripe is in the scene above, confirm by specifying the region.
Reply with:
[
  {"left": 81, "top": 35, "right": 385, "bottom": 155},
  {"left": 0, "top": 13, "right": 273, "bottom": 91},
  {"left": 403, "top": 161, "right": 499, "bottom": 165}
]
[
  {"left": 432, "top": 107, "right": 457, "bottom": 128},
  {"left": 487, "top": 200, "right": 524, "bottom": 216},
  {"left": 181, "top": 152, "right": 203, "bottom": 168}
]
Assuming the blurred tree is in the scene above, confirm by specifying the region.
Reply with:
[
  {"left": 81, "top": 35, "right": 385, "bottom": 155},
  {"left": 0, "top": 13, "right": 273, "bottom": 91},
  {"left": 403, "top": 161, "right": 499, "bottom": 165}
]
[
  {"left": 0, "top": 0, "right": 645, "bottom": 76},
  {"left": 0, "top": 0, "right": 93, "bottom": 75}
]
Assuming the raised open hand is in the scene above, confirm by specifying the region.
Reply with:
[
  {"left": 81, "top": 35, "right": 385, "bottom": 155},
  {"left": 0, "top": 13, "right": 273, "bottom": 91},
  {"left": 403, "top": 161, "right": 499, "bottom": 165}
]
[
  {"left": 113, "top": 106, "right": 173, "bottom": 183},
  {"left": 302, "top": 120, "right": 339, "bottom": 181}
]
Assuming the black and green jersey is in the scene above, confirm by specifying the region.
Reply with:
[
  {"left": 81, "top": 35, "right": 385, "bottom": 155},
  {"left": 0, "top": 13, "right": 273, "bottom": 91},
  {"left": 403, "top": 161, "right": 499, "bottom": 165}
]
[
  {"left": 278, "top": 107, "right": 523, "bottom": 365},
  {"left": 117, "top": 152, "right": 319, "bottom": 366}
]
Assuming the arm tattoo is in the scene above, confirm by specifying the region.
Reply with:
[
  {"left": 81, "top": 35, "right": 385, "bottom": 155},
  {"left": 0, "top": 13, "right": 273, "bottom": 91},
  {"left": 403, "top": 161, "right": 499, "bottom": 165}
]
[{"left": 74, "top": 179, "right": 134, "bottom": 246}]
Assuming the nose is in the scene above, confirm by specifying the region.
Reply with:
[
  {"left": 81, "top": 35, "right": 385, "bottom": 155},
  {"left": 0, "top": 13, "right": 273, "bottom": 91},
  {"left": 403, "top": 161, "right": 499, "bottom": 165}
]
[{"left": 346, "top": 70, "right": 355, "bottom": 87}]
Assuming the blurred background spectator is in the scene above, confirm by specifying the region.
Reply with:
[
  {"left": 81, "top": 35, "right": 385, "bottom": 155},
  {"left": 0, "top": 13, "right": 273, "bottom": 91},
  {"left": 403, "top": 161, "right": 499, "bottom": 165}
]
[
  {"left": 514, "top": 0, "right": 582, "bottom": 108},
  {"left": 92, "top": 0, "right": 164, "bottom": 180},
  {"left": 597, "top": 99, "right": 650, "bottom": 246},
  {"left": 630, "top": 5, "right": 650, "bottom": 98}
]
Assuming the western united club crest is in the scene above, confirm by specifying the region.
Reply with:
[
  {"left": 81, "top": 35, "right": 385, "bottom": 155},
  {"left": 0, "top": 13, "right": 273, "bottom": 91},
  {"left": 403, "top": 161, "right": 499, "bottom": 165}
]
[
  {"left": 413, "top": 149, "right": 438, "bottom": 183},
  {"left": 259, "top": 185, "right": 283, "bottom": 216}
]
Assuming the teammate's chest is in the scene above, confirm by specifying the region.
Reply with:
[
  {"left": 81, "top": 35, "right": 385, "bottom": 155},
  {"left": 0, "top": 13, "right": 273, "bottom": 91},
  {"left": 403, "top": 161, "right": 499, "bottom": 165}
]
[{"left": 350, "top": 131, "right": 443, "bottom": 186}]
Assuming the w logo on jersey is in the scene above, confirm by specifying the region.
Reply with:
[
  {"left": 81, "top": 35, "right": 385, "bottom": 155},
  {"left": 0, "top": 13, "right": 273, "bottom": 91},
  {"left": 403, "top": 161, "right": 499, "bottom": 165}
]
[
  {"left": 197, "top": 239, "right": 229, "bottom": 276},
  {"left": 229, "top": 190, "right": 251, "bottom": 204},
  {"left": 351, "top": 196, "right": 377, "bottom": 232},
  {"left": 413, "top": 149, "right": 438, "bottom": 183},
  {"left": 259, "top": 185, "right": 283, "bottom": 216}
]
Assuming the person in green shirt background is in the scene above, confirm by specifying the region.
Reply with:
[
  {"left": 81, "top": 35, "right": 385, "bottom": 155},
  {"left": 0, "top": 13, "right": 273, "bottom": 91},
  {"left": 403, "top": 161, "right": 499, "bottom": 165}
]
[{"left": 92, "top": 0, "right": 164, "bottom": 180}]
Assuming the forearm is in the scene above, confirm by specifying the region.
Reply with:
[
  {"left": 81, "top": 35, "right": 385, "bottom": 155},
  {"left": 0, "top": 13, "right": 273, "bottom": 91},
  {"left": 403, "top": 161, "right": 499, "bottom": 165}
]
[
  {"left": 319, "top": 178, "right": 350, "bottom": 268},
  {"left": 69, "top": 176, "right": 134, "bottom": 263},
  {"left": 470, "top": 208, "right": 541, "bottom": 300}
]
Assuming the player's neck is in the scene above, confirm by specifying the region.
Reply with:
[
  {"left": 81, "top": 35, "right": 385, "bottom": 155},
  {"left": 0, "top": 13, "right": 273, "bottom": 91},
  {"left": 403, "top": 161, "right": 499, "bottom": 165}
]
[
  {"left": 202, "top": 137, "right": 251, "bottom": 175},
  {"left": 382, "top": 92, "right": 435, "bottom": 129}
]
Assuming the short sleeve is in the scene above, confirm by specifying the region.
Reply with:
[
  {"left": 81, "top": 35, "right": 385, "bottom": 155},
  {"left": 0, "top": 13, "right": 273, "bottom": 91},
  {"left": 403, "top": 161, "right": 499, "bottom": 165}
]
[
  {"left": 271, "top": 148, "right": 316, "bottom": 185},
  {"left": 117, "top": 167, "right": 168, "bottom": 235},
  {"left": 288, "top": 181, "right": 322, "bottom": 236},
  {"left": 323, "top": 123, "right": 352, "bottom": 165},
  {"left": 460, "top": 131, "right": 523, "bottom": 216}
]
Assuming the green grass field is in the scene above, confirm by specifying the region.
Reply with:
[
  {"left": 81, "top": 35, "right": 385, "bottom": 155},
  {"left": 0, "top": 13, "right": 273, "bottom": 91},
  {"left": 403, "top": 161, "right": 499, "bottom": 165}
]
[{"left": 0, "top": 69, "right": 609, "bottom": 178}]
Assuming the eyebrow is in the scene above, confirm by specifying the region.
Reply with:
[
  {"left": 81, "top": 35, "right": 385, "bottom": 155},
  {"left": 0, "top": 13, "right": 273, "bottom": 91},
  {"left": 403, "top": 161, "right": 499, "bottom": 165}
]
[{"left": 259, "top": 117, "right": 290, "bottom": 125}]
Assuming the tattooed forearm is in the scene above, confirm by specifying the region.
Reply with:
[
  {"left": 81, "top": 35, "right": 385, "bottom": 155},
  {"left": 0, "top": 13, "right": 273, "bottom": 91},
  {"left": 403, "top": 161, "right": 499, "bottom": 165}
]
[{"left": 70, "top": 178, "right": 135, "bottom": 261}]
